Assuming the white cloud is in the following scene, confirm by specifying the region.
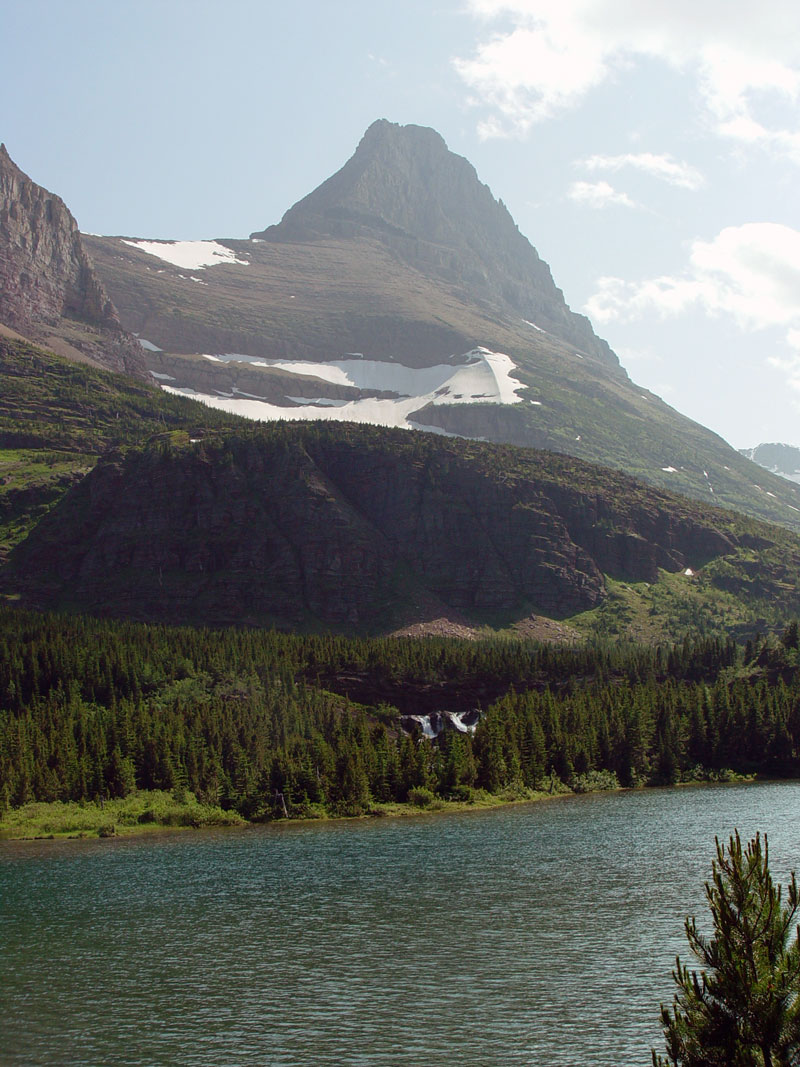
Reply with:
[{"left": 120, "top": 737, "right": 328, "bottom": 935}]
[
  {"left": 454, "top": 19, "right": 608, "bottom": 134},
  {"left": 586, "top": 222, "right": 800, "bottom": 395},
  {"left": 456, "top": 1, "right": 800, "bottom": 157},
  {"left": 567, "top": 180, "right": 637, "bottom": 208},
  {"left": 581, "top": 152, "right": 704, "bottom": 190},
  {"left": 770, "top": 329, "right": 800, "bottom": 394},
  {"left": 587, "top": 223, "right": 800, "bottom": 329}
]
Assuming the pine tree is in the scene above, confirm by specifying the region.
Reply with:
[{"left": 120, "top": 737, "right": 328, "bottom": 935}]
[{"left": 653, "top": 831, "right": 800, "bottom": 1067}]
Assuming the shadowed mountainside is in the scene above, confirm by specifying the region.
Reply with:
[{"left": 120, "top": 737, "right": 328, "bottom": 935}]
[
  {"left": 0, "top": 334, "right": 242, "bottom": 562},
  {"left": 6, "top": 421, "right": 800, "bottom": 638}
]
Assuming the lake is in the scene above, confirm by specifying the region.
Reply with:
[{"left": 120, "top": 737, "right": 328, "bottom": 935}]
[{"left": 2, "top": 781, "right": 800, "bottom": 1066}]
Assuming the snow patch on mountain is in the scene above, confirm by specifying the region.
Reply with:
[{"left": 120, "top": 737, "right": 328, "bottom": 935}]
[
  {"left": 121, "top": 240, "right": 248, "bottom": 270},
  {"left": 161, "top": 347, "right": 524, "bottom": 431}
]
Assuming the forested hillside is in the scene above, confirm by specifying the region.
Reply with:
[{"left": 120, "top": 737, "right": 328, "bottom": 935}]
[
  {"left": 7, "top": 418, "right": 800, "bottom": 639},
  {"left": 2, "top": 608, "right": 798, "bottom": 820}
]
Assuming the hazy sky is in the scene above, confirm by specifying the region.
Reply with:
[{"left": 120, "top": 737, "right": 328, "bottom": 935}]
[{"left": 2, "top": 0, "right": 799, "bottom": 449}]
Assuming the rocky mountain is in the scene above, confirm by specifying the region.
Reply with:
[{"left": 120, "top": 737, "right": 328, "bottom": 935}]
[
  {"left": 252, "top": 119, "right": 616, "bottom": 368},
  {"left": 4, "top": 129, "right": 800, "bottom": 644},
  {"left": 80, "top": 121, "right": 800, "bottom": 533},
  {"left": 0, "top": 144, "right": 145, "bottom": 378},
  {"left": 741, "top": 443, "right": 800, "bottom": 485},
  {"left": 6, "top": 419, "right": 800, "bottom": 639}
]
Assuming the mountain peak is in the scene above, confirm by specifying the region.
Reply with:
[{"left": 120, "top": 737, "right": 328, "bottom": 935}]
[
  {"left": 252, "top": 118, "right": 508, "bottom": 246},
  {"left": 252, "top": 120, "right": 617, "bottom": 368},
  {"left": 361, "top": 117, "right": 448, "bottom": 150}
]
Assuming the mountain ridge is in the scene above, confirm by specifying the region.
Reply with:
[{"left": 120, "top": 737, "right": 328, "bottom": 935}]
[
  {"left": 4, "top": 127, "right": 800, "bottom": 545},
  {"left": 741, "top": 443, "right": 800, "bottom": 485}
]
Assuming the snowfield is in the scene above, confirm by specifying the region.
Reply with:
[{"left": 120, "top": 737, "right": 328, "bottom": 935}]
[
  {"left": 121, "top": 239, "right": 248, "bottom": 270},
  {"left": 162, "top": 347, "right": 526, "bottom": 431}
]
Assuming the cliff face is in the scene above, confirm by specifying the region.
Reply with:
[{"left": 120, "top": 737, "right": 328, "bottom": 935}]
[
  {"left": 7, "top": 424, "right": 755, "bottom": 632},
  {"left": 253, "top": 120, "right": 616, "bottom": 369},
  {"left": 0, "top": 144, "right": 145, "bottom": 377}
]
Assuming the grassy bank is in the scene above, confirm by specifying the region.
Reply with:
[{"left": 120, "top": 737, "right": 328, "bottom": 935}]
[
  {"left": 0, "top": 790, "right": 245, "bottom": 840},
  {"left": 0, "top": 783, "right": 576, "bottom": 841}
]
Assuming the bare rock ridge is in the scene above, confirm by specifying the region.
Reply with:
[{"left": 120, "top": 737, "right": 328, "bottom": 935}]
[
  {"left": 0, "top": 144, "right": 145, "bottom": 378},
  {"left": 252, "top": 119, "right": 616, "bottom": 370}
]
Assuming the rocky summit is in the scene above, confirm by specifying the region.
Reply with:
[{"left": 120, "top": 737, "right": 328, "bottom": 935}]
[
  {"left": 0, "top": 144, "right": 145, "bottom": 378},
  {"left": 81, "top": 121, "right": 800, "bottom": 532},
  {"left": 252, "top": 119, "right": 615, "bottom": 368}
]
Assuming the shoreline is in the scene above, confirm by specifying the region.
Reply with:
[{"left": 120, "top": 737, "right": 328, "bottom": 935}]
[
  {"left": 0, "top": 773, "right": 762, "bottom": 844},
  {"left": 0, "top": 784, "right": 573, "bottom": 843}
]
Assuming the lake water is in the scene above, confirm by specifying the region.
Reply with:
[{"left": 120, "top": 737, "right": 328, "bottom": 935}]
[{"left": 2, "top": 782, "right": 800, "bottom": 1066}]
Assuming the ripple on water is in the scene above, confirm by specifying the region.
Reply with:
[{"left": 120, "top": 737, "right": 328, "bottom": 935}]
[{"left": 2, "top": 781, "right": 800, "bottom": 1066}]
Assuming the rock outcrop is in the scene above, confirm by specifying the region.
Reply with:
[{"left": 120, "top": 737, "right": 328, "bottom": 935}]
[{"left": 0, "top": 144, "right": 146, "bottom": 377}]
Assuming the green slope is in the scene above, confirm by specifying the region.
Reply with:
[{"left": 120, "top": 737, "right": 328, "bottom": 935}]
[{"left": 0, "top": 335, "right": 243, "bottom": 557}]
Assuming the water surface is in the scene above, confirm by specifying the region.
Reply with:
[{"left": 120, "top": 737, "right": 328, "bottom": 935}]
[{"left": 2, "top": 782, "right": 800, "bottom": 1066}]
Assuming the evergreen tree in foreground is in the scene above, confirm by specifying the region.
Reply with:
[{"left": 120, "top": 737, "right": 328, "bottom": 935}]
[{"left": 653, "top": 832, "right": 800, "bottom": 1067}]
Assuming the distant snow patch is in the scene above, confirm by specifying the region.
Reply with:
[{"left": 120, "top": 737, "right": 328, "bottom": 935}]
[
  {"left": 200, "top": 353, "right": 255, "bottom": 362},
  {"left": 684, "top": 568, "right": 694, "bottom": 576},
  {"left": 137, "top": 337, "right": 162, "bottom": 352},
  {"left": 149, "top": 371, "right": 176, "bottom": 381},
  {"left": 122, "top": 239, "right": 248, "bottom": 270},
  {"left": 523, "top": 319, "right": 545, "bottom": 332},
  {"left": 661, "top": 466, "right": 678, "bottom": 473},
  {"left": 286, "top": 396, "right": 342, "bottom": 407}
]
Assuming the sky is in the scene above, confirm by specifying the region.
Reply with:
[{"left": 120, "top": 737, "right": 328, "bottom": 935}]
[{"left": 2, "top": 0, "right": 799, "bottom": 450}]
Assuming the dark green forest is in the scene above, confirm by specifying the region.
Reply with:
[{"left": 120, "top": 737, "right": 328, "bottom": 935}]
[{"left": 2, "top": 607, "right": 799, "bottom": 819}]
